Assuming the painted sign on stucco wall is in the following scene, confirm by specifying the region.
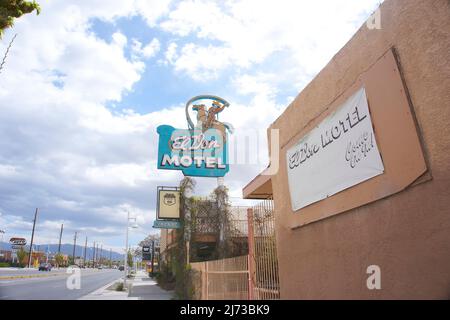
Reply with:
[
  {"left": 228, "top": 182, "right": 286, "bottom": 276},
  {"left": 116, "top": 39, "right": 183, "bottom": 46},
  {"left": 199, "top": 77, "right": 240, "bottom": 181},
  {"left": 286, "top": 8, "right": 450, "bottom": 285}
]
[{"left": 286, "top": 87, "right": 385, "bottom": 211}]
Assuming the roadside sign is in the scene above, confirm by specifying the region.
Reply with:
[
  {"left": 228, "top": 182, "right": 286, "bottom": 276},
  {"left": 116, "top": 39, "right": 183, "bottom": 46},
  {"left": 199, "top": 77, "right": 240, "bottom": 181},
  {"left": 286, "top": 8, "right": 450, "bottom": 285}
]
[
  {"left": 142, "top": 246, "right": 151, "bottom": 261},
  {"left": 156, "top": 95, "right": 232, "bottom": 178},
  {"left": 153, "top": 220, "right": 181, "bottom": 229},
  {"left": 9, "top": 237, "right": 26, "bottom": 246},
  {"left": 157, "top": 187, "right": 181, "bottom": 220}
]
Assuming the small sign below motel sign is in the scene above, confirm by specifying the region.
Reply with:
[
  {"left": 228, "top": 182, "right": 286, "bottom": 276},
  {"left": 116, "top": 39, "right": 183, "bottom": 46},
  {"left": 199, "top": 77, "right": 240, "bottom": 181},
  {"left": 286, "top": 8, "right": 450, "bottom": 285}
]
[
  {"left": 153, "top": 186, "right": 182, "bottom": 229},
  {"left": 157, "top": 187, "right": 181, "bottom": 220},
  {"left": 157, "top": 95, "right": 233, "bottom": 178},
  {"left": 153, "top": 219, "right": 181, "bottom": 229}
]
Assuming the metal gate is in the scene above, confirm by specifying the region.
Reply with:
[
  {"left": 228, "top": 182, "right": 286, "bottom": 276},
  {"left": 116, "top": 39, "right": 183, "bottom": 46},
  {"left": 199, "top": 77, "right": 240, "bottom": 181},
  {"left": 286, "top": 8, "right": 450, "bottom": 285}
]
[
  {"left": 191, "top": 200, "right": 280, "bottom": 300},
  {"left": 248, "top": 200, "right": 280, "bottom": 300}
]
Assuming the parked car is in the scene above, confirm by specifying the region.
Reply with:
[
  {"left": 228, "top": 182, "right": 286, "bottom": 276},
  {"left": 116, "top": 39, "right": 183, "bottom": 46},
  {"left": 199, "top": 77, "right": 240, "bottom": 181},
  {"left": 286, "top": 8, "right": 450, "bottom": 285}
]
[
  {"left": 118, "top": 265, "right": 124, "bottom": 271},
  {"left": 38, "top": 263, "right": 52, "bottom": 271}
]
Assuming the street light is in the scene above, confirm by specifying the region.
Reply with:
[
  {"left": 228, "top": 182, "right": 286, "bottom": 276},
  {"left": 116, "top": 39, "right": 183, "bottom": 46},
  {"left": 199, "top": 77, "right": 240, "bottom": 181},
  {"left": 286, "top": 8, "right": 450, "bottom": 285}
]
[
  {"left": 0, "top": 229, "right": 5, "bottom": 254},
  {"left": 124, "top": 211, "right": 138, "bottom": 288}
]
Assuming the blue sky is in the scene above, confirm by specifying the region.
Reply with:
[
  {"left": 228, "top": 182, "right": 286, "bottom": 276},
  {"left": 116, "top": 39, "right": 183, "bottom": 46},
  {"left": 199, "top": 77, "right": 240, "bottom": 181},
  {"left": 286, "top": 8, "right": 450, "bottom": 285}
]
[{"left": 0, "top": 0, "right": 382, "bottom": 253}]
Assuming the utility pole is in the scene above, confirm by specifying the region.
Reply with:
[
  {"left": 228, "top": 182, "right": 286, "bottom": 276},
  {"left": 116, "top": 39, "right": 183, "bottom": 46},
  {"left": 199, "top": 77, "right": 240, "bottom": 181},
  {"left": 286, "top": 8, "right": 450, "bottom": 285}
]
[
  {"left": 0, "top": 229, "right": 5, "bottom": 252},
  {"left": 124, "top": 211, "right": 129, "bottom": 287},
  {"left": 100, "top": 244, "right": 103, "bottom": 266},
  {"left": 83, "top": 236, "right": 87, "bottom": 267},
  {"left": 72, "top": 232, "right": 77, "bottom": 264},
  {"left": 27, "top": 208, "right": 38, "bottom": 268},
  {"left": 109, "top": 248, "right": 112, "bottom": 268},
  {"left": 92, "top": 241, "right": 95, "bottom": 267},
  {"left": 58, "top": 223, "right": 63, "bottom": 253}
]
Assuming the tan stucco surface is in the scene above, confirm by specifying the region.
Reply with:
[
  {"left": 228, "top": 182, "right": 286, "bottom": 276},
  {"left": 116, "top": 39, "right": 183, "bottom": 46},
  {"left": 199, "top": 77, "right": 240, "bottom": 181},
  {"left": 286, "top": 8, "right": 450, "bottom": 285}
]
[{"left": 269, "top": 0, "right": 450, "bottom": 299}]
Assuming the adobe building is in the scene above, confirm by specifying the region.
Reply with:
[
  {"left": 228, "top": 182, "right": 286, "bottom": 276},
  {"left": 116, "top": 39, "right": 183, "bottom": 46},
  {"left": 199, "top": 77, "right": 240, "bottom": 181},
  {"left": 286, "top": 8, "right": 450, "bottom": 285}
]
[{"left": 243, "top": 0, "right": 450, "bottom": 299}]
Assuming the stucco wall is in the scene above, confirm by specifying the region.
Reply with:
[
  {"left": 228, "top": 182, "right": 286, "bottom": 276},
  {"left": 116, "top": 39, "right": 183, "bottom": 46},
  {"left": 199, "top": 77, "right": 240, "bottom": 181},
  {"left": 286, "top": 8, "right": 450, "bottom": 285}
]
[{"left": 269, "top": 0, "right": 450, "bottom": 299}]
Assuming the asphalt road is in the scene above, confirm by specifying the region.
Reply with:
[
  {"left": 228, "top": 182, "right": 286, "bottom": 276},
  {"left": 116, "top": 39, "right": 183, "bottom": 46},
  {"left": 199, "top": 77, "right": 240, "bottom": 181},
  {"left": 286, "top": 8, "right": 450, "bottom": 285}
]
[{"left": 0, "top": 269, "right": 123, "bottom": 300}]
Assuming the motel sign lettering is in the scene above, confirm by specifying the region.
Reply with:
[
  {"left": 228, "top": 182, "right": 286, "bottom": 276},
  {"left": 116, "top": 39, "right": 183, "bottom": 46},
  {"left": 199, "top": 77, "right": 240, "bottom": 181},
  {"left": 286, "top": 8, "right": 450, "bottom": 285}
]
[
  {"left": 161, "top": 154, "right": 227, "bottom": 169},
  {"left": 171, "top": 134, "right": 221, "bottom": 151},
  {"left": 157, "top": 125, "right": 229, "bottom": 176},
  {"left": 289, "top": 104, "right": 368, "bottom": 170}
]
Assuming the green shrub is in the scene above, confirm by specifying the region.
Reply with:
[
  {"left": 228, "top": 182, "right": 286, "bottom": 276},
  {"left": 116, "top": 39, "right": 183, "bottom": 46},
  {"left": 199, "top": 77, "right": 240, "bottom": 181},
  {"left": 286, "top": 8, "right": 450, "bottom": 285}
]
[
  {"left": 156, "top": 261, "right": 176, "bottom": 291},
  {"left": 115, "top": 283, "right": 124, "bottom": 291}
]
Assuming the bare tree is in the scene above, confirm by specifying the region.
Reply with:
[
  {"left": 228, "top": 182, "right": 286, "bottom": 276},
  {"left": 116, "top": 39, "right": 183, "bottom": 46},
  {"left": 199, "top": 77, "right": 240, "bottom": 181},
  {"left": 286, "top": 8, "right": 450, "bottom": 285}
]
[{"left": 0, "top": 32, "right": 15, "bottom": 74}]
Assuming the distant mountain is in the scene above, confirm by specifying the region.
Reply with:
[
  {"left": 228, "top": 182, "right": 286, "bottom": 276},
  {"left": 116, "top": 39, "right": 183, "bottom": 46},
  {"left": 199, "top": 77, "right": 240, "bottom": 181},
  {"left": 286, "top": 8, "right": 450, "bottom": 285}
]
[{"left": 0, "top": 242, "right": 124, "bottom": 261}]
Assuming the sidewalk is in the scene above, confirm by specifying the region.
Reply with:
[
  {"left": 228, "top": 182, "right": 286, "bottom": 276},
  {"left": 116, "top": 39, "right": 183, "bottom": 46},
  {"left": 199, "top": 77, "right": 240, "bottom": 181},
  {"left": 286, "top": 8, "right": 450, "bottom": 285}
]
[
  {"left": 128, "top": 271, "right": 173, "bottom": 300},
  {"left": 79, "top": 270, "right": 173, "bottom": 300}
]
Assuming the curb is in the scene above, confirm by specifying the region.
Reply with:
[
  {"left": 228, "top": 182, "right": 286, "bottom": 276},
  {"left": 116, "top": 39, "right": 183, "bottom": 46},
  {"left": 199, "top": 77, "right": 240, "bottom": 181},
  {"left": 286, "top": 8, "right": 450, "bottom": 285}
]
[{"left": 78, "top": 277, "right": 125, "bottom": 300}]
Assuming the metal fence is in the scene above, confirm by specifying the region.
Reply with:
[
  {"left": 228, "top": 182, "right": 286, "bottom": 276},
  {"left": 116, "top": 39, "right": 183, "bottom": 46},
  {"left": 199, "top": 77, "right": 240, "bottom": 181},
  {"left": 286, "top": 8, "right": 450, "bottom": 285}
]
[
  {"left": 191, "top": 255, "right": 249, "bottom": 300},
  {"left": 191, "top": 199, "right": 280, "bottom": 300},
  {"left": 249, "top": 200, "right": 280, "bottom": 300}
]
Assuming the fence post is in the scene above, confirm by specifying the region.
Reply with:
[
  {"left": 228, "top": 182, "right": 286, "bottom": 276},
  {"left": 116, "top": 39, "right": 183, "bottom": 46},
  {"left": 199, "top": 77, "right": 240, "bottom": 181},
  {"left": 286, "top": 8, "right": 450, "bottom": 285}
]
[
  {"left": 247, "top": 208, "right": 256, "bottom": 300},
  {"left": 205, "top": 261, "right": 209, "bottom": 300}
]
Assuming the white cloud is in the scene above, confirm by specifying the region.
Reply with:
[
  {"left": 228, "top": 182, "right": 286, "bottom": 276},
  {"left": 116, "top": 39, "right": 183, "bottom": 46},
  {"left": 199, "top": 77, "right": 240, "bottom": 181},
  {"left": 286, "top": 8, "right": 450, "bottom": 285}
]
[
  {"left": 135, "top": 0, "right": 173, "bottom": 27},
  {"left": 161, "top": 0, "right": 381, "bottom": 85},
  {"left": 164, "top": 42, "right": 179, "bottom": 64},
  {"left": 112, "top": 32, "right": 128, "bottom": 48},
  {"left": 132, "top": 38, "right": 161, "bottom": 59},
  {"left": 232, "top": 73, "right": 278, "bottom": 97},
  {"left": 0, "top": 164, "right": 18, "bottom": 177},
  {"left": 172, "top": 43, "right": 233, "bottom": 80}
]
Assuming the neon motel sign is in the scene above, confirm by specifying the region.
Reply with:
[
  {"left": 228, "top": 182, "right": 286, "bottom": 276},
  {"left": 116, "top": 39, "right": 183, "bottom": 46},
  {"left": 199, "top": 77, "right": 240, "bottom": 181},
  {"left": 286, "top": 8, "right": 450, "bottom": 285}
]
[{"left": 157, "top": 95, "right": 233, "bottom": 177}]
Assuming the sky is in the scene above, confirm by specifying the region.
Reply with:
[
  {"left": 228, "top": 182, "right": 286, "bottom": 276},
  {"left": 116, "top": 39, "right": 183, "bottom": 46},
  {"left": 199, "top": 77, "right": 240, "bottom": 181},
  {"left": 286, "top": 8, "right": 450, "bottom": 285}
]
[{"left": 0, "top": 0, "right": 382, "bottom": 253}]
